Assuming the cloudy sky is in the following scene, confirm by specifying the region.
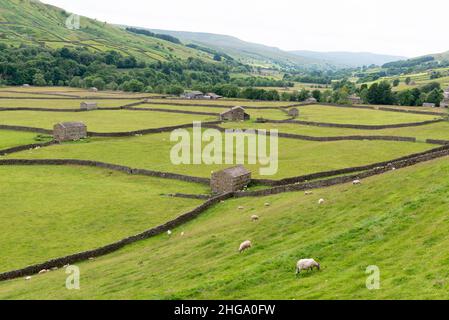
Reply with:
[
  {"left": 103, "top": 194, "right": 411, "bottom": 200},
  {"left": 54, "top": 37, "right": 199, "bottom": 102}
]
[{"left": 42, "top": 0, "right": 448, "bottom": 58}]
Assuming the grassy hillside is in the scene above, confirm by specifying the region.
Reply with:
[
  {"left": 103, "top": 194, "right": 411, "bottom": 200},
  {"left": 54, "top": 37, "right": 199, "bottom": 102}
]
[
  {"left": 2, "top": 156, "right": 449, "bottom": 299},
  {"left": 0, "top": 0, "right": 214, "bottom": 63},
  {"left": 148, "top": 29, "right": 328, "bottom": 70},
  {"left": 290, "top": 51, "right": 407, "bottom": 68}
]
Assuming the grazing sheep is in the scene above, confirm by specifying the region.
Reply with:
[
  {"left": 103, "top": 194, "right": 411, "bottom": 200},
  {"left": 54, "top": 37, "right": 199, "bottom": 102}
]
[
  {"left": 296, "top": 259, "right": 321, "bottom": 276},
  {"left": 239, "top": 240, "right": 252, "bottom": 253},
  {"left": 167, "top": 230, "right": 172, "bottom": 237},
  {"left": 181, "top": 232, "right": 185, "bottom": 237},
  {"left": 305, "top": 191, "right": 313, "bottom": 196},
  {"left": 353, "top": 179, "right": 361, "bottom": 185},
  {"left": 238, "top": 206, "right": 244, "bottom": 210},
  {"left": 318, "top": 199, "right": 325, "bottom": 205},
  {"left": 25, "top": 276, "right": 32, "bottom": 281},
  {"left": 264, "top": 203, "right": 270, "bottom": 207},
  {"left": 38, "top": 269, "right": 49, "bottom": 275},
  {"left": 251, "top": 215, "right": 260, "bottom": 222}
]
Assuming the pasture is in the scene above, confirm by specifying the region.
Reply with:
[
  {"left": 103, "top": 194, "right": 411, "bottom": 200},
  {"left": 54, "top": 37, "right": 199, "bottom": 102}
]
[
  {"left": 1, "top": 87, "right": 449, "bottom": 300},
  {"left": 1, "top": 157, "right": 449, "bottom": 299}
]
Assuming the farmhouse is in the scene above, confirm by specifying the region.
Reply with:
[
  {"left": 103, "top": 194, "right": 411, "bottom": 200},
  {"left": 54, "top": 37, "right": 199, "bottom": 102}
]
[
  {"left": 53, "top": 122, "right": 87, "bottom": 142},
  {"left": 423, "top": 102, "right": 436, "bottom": 108},
  {"left": 211, "top": 165, "right": 251, "bottom": 194},
  {"left": 220, "top": 106, "right": 250, "bottom": 121},
  {"left": 181, "top": 91, "right": 204, "bottom": 99},
  {"left": 348, "top": 94, "right": 362, "bottom": 105},
  {"left": 204, "top": 93, "right": 223, "bottom": 100},
  {"left": 80, "top": 102, "right": 98, "bottom": 110},
  {"left": 305, "top": 97, "right": 317, "bottom": 103},
  {"left": 288, "top": 107, "right": 299, "bottom": 118}
]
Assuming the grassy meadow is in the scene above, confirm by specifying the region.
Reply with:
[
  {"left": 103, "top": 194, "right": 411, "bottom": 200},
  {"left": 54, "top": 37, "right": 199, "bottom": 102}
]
[
  {"left": 2, "top": 131, "right": 433, "bottom": 179},
  {"left": 1, "top": 88, "right": 449, "bottom": 300},
  {"left": 1, "top": 157, "right": 449, "bottom": 299},
  {"left": 0, "top": 165, "right": 207, "bottom": 272},
  {"left": 0, "top": 110, "right": 216, "bottom": 132}
]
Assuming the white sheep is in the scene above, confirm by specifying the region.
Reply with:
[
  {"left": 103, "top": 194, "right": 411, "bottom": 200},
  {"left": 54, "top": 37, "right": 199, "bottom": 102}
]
[
  {"left": 305, "top": 191, "right": 313, "bottom": 196},
  {"left": 353, "top": 179, "right": 361, "bottom": 185},
  {"left": 239, "top": 240, "right": 252, "bottom": 253},
  {"left": 238, "top": 206, "right": 244, "bottom": 210},
  {"left": 318, "top": 198, "right": 325, "bottom": 205},
  {"left": 264, "top": 203, "right": 271, "bottom": 207},
  {"left": 296, "top": 259, "right": 321, "bottom": 276},
  {"left": 167, "top": 230, "right": 172, "bottom": 237},
  {"left": 251, "top": 215, "right": 260, "bottom": 222},
  {"left": 25, "top": 276, "right": 32, "bottom": 281},
  {"left": 38, "top": 269, "right": 49, "bottom": 274}
]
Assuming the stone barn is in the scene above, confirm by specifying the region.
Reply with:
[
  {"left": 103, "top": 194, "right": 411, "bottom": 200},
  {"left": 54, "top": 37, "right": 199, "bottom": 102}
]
[
  {"left": 423, "top": 102, "right": 436, "bottom": 108},
  {"left": 211, "top": 165, "right": 251, "bottom": 194},
  {"left": 305, "top": 97, "right": 317, "bottom": 103},
  {"left": 80, "top": 102, "right": 98, "bottom": 110},
  {"left": 288, "top": 107, "right": 299, "bottom": 118},
  {"left": 348, "top": 94, "right": 362, "bottom": 105},
  {"left": 53, "top": 122, "right": 87, "bottom": 142},
  {"left": 220, "top": 106, "right": 250, "bottom": 122},
  {"left": 89, "top": 87, "right": 98, "bottom": 92},
  {"left": 204, "top": 93, "right": 223, "bottom": 100}
]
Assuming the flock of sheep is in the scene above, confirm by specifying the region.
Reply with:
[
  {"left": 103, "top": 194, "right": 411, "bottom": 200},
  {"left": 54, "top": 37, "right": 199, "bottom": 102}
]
[{"left": 168, "top": 179, "right": 362, "bottom": 278}]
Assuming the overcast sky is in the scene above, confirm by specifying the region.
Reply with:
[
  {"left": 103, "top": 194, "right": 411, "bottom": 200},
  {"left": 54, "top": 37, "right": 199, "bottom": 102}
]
[{"left": 42, "top": 0, "right": 449, "bottom": 58}]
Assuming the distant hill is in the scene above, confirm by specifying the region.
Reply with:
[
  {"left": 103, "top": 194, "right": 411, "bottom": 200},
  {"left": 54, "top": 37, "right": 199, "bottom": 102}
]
[
  {"left": 0, "top": 0, "right": 216, "bottom": 64},
  {"left": 148, "top": 29, "right": 332, "bottom": 70},
  {"left": 290, "top": 50, "right": 407, "bottom": 67}
]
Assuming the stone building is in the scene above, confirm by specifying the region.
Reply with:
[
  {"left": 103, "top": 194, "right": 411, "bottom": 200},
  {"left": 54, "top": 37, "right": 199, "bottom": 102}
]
[
  {"left": 211, "top": 165, "right": 251, "bottom": 194},
  {"left": 423, "top": 102, "right": 436, "bottom": 108},
  {"left": 204, "top": 93, "right": 223, "bottom": 100},
  {"left": 441, "top": 101, "right": 449, "bottom": 108},
  {"left": 89, "top": 87, "right": 98, "bottom": 92},
  {"left": 220, "top": 106, "right": 250, "bottom": 121},
  {"left": 305, "top": 97, "right": 317, "bottom": 103},
  {"left": 80, "top": 102, "right": 98, "bottom": 110},
  {"left": 348, "top": 94, "right": 362, "bottom": 105},
  {"left": 181, "top": 91, "right": 204, "bottom": 99},
  {"left": 53, "top": 122, "right": 87, "bottom": 142},
  {"left": 288, "top": 107, "right": 299, "bottom": 118}
]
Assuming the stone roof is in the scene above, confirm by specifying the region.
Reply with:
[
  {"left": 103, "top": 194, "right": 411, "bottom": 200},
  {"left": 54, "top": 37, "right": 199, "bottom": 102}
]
[
  {"left": 219, "top": 165, "right": 250, "bottom": 178},
  {"left": 56, "top": 122, "right": 86, "bottom": 129},
  {"left": 220, "top": 106, "right": 245, "bottom": 115}
]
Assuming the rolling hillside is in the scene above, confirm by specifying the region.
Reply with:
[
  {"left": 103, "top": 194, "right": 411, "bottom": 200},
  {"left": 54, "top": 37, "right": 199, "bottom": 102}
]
[
  {"left": 0, "top": 0, "right": 215, "bottom": 63},
  {"left": 290, "top": 50, "right": 407, "bottom": 68},
  {"left": 147, "top": 29, "right": 330, "bottom": 70}
]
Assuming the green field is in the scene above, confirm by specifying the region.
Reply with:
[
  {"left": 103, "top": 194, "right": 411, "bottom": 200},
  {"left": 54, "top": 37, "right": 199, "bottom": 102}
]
[
  {"left": 0, "top": 99, "right": 141, "bottom": 109},
  {"left": 0, "top": 110, "right": 215, "bottom": 132},
  {"left": 2, "top": 132, "right": 433, "bottom": 179},
  {"left": 0, "top": 165, "right": 207, "bottom": 272},
  {"left": 140, "top": 103, "right": 290, "bottom": 120},
  {"left": 145, "top": 98, "right": 296, "bottom": 107},
  {"left": 0, "top": 130, "right": 49, "bottom": 150},
  {"left": 2, "top": 89, "right": 449, "bottom": 300},
  {"left": 2, "top": 157, "right": 449, "bottom": 299},
  {"left": 221, "top": 120, "right": 449, "bottom": 141},
  {"left": 294, "top": 105, "right": 439, "bottom": 125}
]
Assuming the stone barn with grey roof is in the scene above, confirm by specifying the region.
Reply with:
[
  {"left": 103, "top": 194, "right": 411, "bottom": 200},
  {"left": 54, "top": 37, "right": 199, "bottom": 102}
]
[
  {"left": 80, "top": 102, "right": 98, "bottom": 110},
  {"left": 220, "top": 106, "right": 250, "bottom": 122},
  {"left": 211, "top": 165, "right": 251, "bottom": 194},
  {"left": 53, "top": 122, "right": 87, "bottom": 142},
  {"left": 288, "top": 107, "right": 299, "bottom": 118}
]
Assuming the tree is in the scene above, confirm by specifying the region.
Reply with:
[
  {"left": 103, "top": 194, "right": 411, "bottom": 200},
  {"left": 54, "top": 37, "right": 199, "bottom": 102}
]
[
  {"left": 405, "top": 77, "right": 412, "bottom": 85},
  {"left": 32, "top": 73, "right": 46, "bottom": 86},
  {"left": 392, "top": 79, "right": 400, "bottom": 87},
  {"left": 426, "top": 88, "right": 444, "bottom": 106},
  {"left": 92, "top": 77, "right": 106, "bottom": 90},
  {"left": 122, "top": 79, "right": 144, "bottom": 92},
  {"left": 312, "top": 90, "right": 322, "bottom": 102}
]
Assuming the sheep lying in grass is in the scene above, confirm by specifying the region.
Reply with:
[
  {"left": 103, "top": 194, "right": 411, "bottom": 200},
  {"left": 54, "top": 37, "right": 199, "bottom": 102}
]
[
  {"left": 251, "top": 215, "right": 260, "bottom": 222},
  {"left": 318, "top": 199, "right": 325, "bottom": 205},
  {"left": 296, "top": 259, "right": 320, "bottom": 276},
  {"left": 239, "top": 240, "right": 252, "bottom": 253}
]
